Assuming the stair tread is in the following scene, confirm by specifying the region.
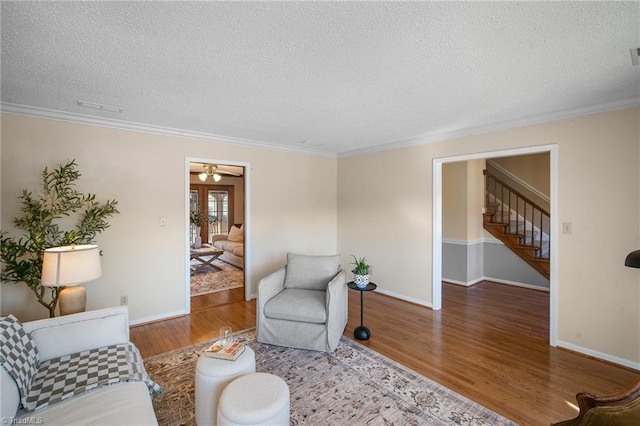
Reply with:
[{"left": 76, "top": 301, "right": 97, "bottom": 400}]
[{"left": 484, "top": 178, "right": 550, "bottom": 279}]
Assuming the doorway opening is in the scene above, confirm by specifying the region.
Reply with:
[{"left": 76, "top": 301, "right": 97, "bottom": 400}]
[
  {"left": 186, "top": 159, "right": 250, "bottom": 314},
  {"left": 432, "top": 144, "right": 558, "bottom": 345}
]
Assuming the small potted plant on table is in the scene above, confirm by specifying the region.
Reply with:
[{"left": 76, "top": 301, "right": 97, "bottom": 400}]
[{"left": 351, "top": 255, "right": 372, "bottom": 288}]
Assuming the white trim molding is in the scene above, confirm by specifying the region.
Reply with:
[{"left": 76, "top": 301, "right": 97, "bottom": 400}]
[
  {"left": 340, "top": 96, "right": 640, "bottom": 158},
  {"left": 443, "top": 276, "right": 550, "bottom": 292},
  {"left": 4, "top": 97, "right": 638, "bottom": 160},
  {"left": 129, "top": 310, "right": 185, "bottom": 326},
  {"left": 441, "top": 238, "right": 484, "bottom": 246},
  {"left": 1, "top": 103, "right": 335, "bottom": 158},
  {"left": 434, "top": 144, "right": 558, "bottom": 347},
  {"left": 375, "top": 287, "right": 432, "bottom": 309},
  {"left": 442, "top": 278, "right": 486, "bottom": 287},
  {"left": 557, "top": 340, "right": 640, "bottom": 371},
  {"left": 185, "top": 156, "right": 253, "bottom": 316}
]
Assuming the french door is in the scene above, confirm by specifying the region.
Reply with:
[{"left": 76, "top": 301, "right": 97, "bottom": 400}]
[{"left": 189, "top": 184, "right": 234, "bottom": 245}]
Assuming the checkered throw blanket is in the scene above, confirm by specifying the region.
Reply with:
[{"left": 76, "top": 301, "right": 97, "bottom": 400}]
[{"left": 23, "top": 342, "right": 161, "bottom": 412}]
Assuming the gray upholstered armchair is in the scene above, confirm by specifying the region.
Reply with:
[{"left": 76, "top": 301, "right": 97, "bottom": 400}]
[{"left": 257, "top": 253, "right": 348, "bottom": 352}]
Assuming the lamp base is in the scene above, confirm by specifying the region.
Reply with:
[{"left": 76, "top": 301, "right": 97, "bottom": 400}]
[{"left": 59, "top": 286, "right": 86, "bottom": 316}]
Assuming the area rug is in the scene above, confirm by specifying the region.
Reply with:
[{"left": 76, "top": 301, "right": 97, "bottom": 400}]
[
  {"left": 190, "top": 258, "right": 243, "bottom": 296},
  {"left": 144, "top": 329, "right": 515, "bottom": 426}
]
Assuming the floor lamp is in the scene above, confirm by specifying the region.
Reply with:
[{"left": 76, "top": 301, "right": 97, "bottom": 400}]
[
  {"left": 625, "top": 249, "right": 640, "bottom": 269},
  {"left": 41, "top": 244, "right": 102, "bottom": 316}
]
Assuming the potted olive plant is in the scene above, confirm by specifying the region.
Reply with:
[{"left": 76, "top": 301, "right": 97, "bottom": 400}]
[
  {"left": 0, "top": 160, "right": 119, "bottom": 317},
  {"left": 190, "top": 209, "right": 207, "bottom": 248},
  {"left": 351, "top": 255, "right": 372, "bottom": 288}
]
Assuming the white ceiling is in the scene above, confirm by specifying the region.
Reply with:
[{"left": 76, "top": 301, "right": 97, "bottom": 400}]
[{"left": 1, "top": 1, "right": 639, "bottom": 156}]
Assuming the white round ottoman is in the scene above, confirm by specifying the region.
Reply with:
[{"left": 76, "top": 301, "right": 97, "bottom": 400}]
[
  {"left": 217, "top": 373, "right": 290, "bottom": 426},
  {"left": 195, "top": 346, "right": 255, "bottom": 426}
]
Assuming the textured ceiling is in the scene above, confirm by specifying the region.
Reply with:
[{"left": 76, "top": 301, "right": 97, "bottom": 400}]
[{"left": 1, "top": 1, "right": 639, "bottom": 156}]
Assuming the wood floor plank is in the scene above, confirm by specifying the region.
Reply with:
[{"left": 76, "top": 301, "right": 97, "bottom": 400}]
[{"left": 131, "top": 281, "right": 638, "bottom": 425}]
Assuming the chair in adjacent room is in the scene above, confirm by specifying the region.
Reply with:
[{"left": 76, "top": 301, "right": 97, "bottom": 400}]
[{"left": 257, "top": 252, "right": 347, "bottom": 352}]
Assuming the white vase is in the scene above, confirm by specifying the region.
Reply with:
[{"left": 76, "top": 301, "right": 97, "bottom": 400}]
[
  {"left": 194, "top": 227, "right": 202, "bottom": 248},
  {"left": 354, "top": 274, "right": 369, "bottom": 288}
]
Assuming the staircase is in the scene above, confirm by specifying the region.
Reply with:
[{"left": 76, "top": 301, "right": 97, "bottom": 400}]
[{"left": 483, "top": 169, "right": 550, "bottom": 280}]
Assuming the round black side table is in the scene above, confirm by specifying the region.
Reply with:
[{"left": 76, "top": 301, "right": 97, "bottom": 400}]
[{"left": 347, "top": 281, "right": 377, "bottom": 340}]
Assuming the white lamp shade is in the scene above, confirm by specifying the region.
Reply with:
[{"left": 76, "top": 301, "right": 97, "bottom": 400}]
[{"left": 41, "top": 245, "right": 102, "bottom": 287}]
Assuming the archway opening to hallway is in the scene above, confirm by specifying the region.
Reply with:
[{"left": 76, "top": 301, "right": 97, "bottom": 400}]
[{"left": 432, "top": 145, "right": 558, "bottom": 345}]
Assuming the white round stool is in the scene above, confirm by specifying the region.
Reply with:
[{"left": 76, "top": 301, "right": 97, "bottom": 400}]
[
  {"left": 217, "top": 373, "right": 290, "bottom": 426},
  {"left": 195, "top": 346, "right": 255, "bottom": 426}
]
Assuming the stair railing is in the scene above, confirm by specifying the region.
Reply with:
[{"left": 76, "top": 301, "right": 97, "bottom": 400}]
[{"left": 483, "top": 169, "right": 550, "bottom": 260}]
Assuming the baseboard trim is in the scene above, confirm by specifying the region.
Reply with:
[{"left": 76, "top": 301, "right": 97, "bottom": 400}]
[
  {"left": 557, "top": 340, "right": 640, "bottom": 372},
  {"left": 482, "top": 277, "right": 550, "bottom": 292},
  {"left": 374, "top": 287, "right": 432, "bottom": 309},
  {"left": 129, "top": 310, "right": 186, "bottom": 326},
  {"left": 442, "top": 276, "right": 549, "bottom": 292},
  {"left": 442, "top": 278, "right": 485, "bottom": 287}
]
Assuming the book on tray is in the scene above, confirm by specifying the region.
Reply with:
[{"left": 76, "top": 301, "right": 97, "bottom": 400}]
[{"left": 204, "top": 341, "right": 245, "bottom": 360}]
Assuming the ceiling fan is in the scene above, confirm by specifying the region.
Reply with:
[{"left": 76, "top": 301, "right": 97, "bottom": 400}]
[{"left": 197, "top": 163, "right": 241, "bottom": 182}]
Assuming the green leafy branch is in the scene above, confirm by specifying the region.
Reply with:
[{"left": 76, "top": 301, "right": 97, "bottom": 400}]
[{"left": 0, "top": 160, "right": 119, "bottom": 317}]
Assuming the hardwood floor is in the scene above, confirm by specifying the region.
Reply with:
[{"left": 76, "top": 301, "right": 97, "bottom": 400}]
[
  {"left": 131, "top": 281, "right": 639, "bottom": 425},
  {"left": 190, "top": 287, "right": 245, "bottom": 312},
  {"left": 131, "top": 294, "right": 256, "bottom": 359}
]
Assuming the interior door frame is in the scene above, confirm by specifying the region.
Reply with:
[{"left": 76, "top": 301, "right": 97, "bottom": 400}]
[
  {"left": 185, "top": 157, "right": 251, "bottom": 315},
  {"left": 432, "top": 144, "right": 558, "bottom": 346}
]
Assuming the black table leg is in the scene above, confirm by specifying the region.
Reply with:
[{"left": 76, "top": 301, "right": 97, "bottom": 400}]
[{"left": 354, "top": 289, "right": 371, "bottom": 340}]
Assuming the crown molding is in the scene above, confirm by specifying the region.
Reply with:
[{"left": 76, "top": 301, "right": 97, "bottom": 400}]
[
  {"left": 338, "top": 96, "right": 640, "bottom": 158},
  {"left": 0, "top": 103, "right": 336, "bottom": 159},
  {"left": 3, "top": 96, "right": 638, "bottom": 160}
]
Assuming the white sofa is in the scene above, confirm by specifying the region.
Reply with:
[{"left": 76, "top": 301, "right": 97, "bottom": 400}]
[
  {"left": 212, "top": 224, "right": 244, "bottom": 269},
  {"left": 1, "top": 306, "right": 158, "bottom": 425}
]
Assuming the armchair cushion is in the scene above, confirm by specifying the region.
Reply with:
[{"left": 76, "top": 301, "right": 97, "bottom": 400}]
[
  {"left": 0, "top": 315, "right": 39, "bottom": 407},
  {"left": 283, "top": 253, "right": 340, "bottom": 291},
  {"left": 258, "top": 260, "right": 347, "bottom": 352},
  {"left": 264, "top": 289, "right": 327, "bottom": 324}
]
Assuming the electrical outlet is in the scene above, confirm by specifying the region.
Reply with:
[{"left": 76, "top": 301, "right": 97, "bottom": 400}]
[
  {"left": 120, "top": 295, "right": 128, "bottom": 306},
  {"left": 159, "top": 217, "right": 167, "bottom": 227},
  {"left": 562, "top": 222, "right": 572, "bottom": 235}
]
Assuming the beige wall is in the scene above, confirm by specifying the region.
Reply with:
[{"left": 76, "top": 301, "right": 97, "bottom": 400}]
[
  {"left": 491, "top": 153, "right": 550, "bottom": 198},
  {"left": 338, "top": 148, "right": 433, "bottom": 304},
  {"left": 2, "top": 107, "right": 638, "bottom": 366},
  {"left": 1, "top": 114, "right": 338, "bottom": 322},
  {"left": 442, "top": 159, "right": 485, "bottom": 242},
  {"left": 467, "top": 159, "right": 485, "bottom": 242},
  {"left": 338, "top": 107, "right": 640, "bottom": 365},
  {"left": 442, "top": 161, "right": 468, "bottom": 241}
]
